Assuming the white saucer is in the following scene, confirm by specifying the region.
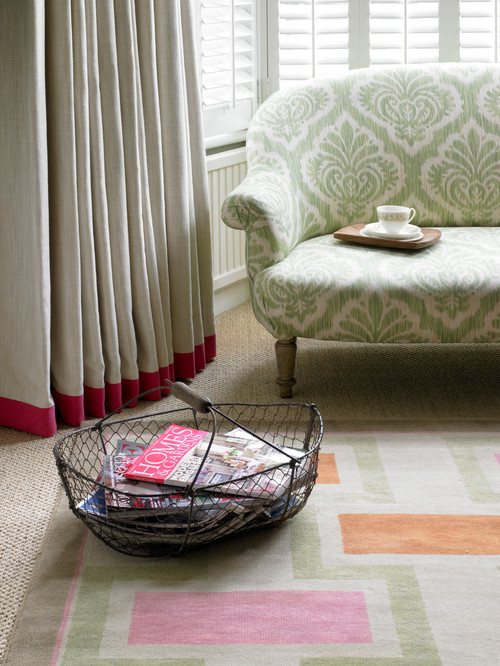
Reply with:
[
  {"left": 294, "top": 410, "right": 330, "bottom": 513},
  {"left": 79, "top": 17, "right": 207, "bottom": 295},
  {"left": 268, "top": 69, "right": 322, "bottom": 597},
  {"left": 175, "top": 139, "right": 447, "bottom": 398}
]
[
  {"left": 363, "top": 222, "right": 422, "bottom": 240},
  {"left": 361, "top": 225, "right": 423, "bottom": 242}
]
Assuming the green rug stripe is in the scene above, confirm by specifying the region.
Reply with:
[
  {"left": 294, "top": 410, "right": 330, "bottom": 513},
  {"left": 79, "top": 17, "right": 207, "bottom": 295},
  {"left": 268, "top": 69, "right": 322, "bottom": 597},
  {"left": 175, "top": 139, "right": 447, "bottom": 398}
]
[
  {"left": 59, "top": 567, "right": 204, "bottom": 665},
  {"left": 446, "top": 435, "right": 500, "bottom": 504},
  {"left": 352, "top": 436, "right": 395, "bottom": 502},
  {"left": 315, "top": 434, "right": 395, "bottom": 504}
]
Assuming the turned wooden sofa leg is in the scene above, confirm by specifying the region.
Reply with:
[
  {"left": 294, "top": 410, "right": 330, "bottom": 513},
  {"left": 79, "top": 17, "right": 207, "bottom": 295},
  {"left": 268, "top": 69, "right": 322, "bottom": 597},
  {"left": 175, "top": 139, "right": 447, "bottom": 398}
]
[{"left": 275, "top": 337, "right": 297, "bottom": 399}]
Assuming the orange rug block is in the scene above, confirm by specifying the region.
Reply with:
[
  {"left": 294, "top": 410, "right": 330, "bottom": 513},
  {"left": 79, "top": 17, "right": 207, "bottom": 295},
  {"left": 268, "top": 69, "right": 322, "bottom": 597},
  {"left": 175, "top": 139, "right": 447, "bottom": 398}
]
[
  {"left": 317, "top": 453, "right": 340, "bottom": 484},
  {"left": 339, "top": 514, "right": 500, "bottom": 555}
]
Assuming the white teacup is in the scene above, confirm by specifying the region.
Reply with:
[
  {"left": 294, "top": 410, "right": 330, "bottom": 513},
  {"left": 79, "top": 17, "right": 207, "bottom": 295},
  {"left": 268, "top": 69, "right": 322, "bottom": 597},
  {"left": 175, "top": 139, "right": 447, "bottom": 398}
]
[{"left": 377, "top": 205, "right": 416, "bottom": 234}]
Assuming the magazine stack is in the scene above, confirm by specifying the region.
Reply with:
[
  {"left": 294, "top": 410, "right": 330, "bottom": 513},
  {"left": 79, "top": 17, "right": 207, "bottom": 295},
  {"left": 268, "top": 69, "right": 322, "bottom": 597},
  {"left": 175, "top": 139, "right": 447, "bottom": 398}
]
[{"left": 54, "top": 387, "right": 323, "bottom": 557}]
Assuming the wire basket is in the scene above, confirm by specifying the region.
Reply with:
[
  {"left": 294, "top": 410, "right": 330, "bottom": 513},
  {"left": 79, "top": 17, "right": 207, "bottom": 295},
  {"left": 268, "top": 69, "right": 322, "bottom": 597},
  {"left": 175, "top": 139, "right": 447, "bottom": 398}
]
[{"left": 53, "top": 382, "right": 323, "bottom": 557}]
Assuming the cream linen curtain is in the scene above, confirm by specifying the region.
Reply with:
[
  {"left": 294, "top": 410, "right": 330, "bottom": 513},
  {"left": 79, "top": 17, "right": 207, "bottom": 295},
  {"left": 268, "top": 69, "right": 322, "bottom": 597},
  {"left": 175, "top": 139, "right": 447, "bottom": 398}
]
[{"left": 0, "top": 0, "right": 216, "bottom": 437}]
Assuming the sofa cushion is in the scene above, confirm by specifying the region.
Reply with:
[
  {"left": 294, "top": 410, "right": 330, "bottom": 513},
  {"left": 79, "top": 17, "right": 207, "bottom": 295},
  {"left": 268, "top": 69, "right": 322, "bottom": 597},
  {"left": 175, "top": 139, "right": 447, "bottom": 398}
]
[{"left": 252, "top": 228, "right": 500, "bottom": 343}]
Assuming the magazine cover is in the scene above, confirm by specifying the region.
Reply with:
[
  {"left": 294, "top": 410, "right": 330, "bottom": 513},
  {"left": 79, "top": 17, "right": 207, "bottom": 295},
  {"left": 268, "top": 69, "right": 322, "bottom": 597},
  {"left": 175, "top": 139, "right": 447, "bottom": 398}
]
[
  {"left": 124, "top": 424, "right": 305, "bottom": 497},
  {"left": 114, "top": 438, "right": 150, "bottom": 457},
  {"left": 100, "top": 434, "right": 154, "bottom": 457},
  {"left": 123, "top": 424, "right": 209, "bottom": 485},
  {"left": 188, "top": 429, "right": 308, "bottom": 497},
  {"left": 102, "top": 453, "right": 178, "bottom": 509},
  {"left": 76, "top": 486, "right": 107, "bottom": 518}
]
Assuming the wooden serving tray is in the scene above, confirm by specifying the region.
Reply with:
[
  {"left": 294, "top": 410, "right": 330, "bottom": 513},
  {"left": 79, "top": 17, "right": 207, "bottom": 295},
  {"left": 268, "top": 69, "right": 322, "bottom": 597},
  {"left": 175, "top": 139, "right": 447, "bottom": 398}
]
[{"left": 333, "top": 223, "right": 441, "bottom": 250}]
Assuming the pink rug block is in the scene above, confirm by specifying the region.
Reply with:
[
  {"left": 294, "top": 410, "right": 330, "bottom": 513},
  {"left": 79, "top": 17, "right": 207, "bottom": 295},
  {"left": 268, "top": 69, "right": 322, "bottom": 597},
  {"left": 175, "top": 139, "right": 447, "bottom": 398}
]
[{"left": 128, "top": 590, "right": 372, "bottom": 645}]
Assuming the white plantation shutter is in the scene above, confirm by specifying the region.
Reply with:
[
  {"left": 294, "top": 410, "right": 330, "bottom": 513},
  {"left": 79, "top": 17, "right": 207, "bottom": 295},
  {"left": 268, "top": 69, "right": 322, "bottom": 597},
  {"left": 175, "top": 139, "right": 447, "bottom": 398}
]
[
  {"left": 278, "top": 0, "right": 349, "bottom": 88},
  {"left": 276, "top": 1, "right": 441, "bottom": 88},
  {"left": 196, "top": 1, "right": 500, "bottom": 145},
  {"left": 460, "top": 1, "right": 499, "bottom": 63},
  {"left": 370, "top": 0, "right": 406, "bottom": 65},
  {"left": 370, "top": 0, "right": 439, "bottom": 65},
  {"left": 274, "top": 1, "right": 500, "bottom": 89},
  {"left": 198, "top": 0, "right": 257, "bottom": 145}
]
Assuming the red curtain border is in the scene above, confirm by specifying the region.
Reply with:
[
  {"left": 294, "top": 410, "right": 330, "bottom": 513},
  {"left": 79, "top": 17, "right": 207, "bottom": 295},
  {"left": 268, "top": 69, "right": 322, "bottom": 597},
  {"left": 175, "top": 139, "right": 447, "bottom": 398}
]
[
  {"left": 1, "top": 335, "right": 216, "bottom": 437},
  {"left": 0, "top": 396, "right": 58, "bottom": 438}
]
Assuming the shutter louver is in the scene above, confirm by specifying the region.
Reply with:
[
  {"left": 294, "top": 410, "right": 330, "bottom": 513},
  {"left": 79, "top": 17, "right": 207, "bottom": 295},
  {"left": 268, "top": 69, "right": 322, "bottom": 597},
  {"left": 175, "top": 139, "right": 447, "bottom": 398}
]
[
  {"left": 370, "top": 0, "right": 439, "bottom": 66},
  {"left": 277, "top": 1, "right": 441, "bottom": 88},
  {"left": 200, "top": 0, "right": 256, "bottom": 109},
  {"left": 278, "top": 0, "right": 349, "bottom": 88},
  {"left": 234, "top": 1, "right": 256, "bottom": 102},
  {"left": 460, "top": 1, "right": 498, "bottom": 63},
  {"left": 316, "top": 0, "right": 349, "bottom": 77},
  {"left": 407, "top": 1, "right": 439, "bottom": 63}
]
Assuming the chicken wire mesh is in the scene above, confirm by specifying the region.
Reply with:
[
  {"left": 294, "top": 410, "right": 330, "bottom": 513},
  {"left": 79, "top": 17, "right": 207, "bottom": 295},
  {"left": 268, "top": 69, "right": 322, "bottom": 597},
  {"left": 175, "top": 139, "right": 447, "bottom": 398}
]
[{"left": 53, "top": 386, "right": 323, "bottom": 557}]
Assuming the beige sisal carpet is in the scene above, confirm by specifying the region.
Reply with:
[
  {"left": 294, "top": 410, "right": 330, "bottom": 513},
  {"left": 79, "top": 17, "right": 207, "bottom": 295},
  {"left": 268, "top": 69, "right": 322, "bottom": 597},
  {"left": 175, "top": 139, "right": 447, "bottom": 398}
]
[{"left": 1, "top": 300, "right": 500, "bottom": 663}]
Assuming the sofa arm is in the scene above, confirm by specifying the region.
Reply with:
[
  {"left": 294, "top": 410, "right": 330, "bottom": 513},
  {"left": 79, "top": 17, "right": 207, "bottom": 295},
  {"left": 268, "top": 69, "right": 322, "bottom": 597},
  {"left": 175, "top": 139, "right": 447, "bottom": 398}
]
[{"left": 221, "top": 169, "right": 300, "bottom": 277}]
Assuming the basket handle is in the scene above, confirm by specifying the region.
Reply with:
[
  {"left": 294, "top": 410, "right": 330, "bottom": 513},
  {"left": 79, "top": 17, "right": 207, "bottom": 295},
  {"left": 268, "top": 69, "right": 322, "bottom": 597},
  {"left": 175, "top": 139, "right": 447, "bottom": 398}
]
[
  {"left": 92, "top": 381, "right": 213, "bottom": 428},
  {"left": 168, "top": 381, "right": 212, "bottom": 413}
]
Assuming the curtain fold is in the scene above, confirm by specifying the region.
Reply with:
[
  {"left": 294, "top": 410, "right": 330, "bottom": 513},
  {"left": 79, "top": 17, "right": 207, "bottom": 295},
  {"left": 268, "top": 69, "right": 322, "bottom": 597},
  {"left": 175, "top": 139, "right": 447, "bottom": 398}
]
[{"left": 0, "top": 0, "right": 216, "bottom": 437}]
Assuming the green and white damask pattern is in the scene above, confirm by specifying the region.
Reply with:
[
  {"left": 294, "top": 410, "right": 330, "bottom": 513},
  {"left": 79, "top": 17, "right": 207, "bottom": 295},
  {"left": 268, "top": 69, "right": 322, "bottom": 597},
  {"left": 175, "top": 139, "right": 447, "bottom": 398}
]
[
  {"left": 481, "top": 84, "right": 500, "bottom": 124},
  {"left": 253, "top": 228, "right": 500, "bottom": 343},
  {"left": 352, "top": 68, "right": 462, "bottom": 154},
  {"left": 256, "top": 83, "right": 336, "bottom": 148},
  {"left": 221, "top": 64, "right": 500, "bottom": 344},
  {"left": 422, "top": 120, "right": 500, "bottom": 223},
  {"left": 302, "top": 113, "right": 403, "bottom": 225}
]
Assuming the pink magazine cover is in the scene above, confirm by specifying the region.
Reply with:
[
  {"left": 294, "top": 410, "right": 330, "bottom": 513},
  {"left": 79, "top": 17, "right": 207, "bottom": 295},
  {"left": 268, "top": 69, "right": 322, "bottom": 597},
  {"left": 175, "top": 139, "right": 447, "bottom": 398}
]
[{"left": 124, "top": 424, "right": 209, "bottom": 485}]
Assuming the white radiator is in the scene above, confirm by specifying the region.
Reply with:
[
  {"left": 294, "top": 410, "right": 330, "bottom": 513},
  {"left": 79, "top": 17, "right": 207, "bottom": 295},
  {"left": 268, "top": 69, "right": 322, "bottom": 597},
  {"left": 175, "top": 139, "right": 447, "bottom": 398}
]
[{"left": 206, "top": 148, "right": 249, "bottom": 314}]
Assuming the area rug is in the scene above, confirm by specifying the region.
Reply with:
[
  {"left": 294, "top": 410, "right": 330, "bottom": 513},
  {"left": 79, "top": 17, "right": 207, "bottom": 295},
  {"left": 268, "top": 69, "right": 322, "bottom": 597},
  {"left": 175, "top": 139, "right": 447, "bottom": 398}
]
[{"left": 4, "top": 426, "right": 500, "bottom": 665}]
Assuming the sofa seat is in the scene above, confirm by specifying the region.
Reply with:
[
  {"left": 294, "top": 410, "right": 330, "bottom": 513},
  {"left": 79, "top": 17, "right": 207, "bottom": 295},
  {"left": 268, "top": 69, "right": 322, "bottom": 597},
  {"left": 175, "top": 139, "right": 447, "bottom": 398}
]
[{"left": 253, "top": 227, "right": 500, "bottom": 344}]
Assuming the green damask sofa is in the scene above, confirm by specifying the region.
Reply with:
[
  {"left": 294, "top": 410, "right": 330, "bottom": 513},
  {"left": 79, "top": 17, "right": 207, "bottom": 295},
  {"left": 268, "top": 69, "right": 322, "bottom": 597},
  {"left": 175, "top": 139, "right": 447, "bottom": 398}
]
[{"left": 221, "top": 64, "right": 500, "bottom": 397}]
